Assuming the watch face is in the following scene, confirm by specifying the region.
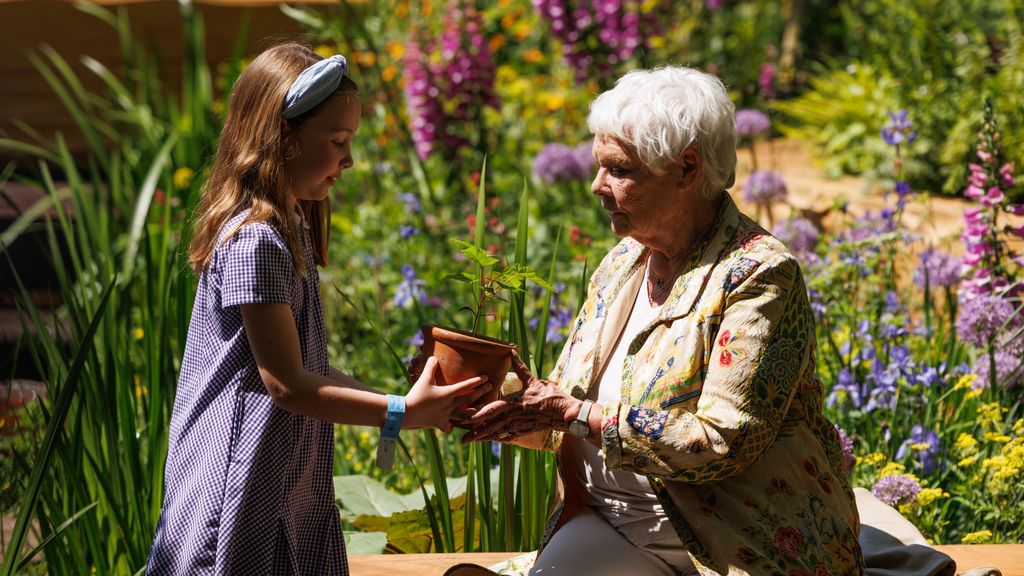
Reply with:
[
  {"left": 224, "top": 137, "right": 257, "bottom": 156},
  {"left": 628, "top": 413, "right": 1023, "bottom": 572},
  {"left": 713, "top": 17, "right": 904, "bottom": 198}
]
[{"left": 569, "top": 420, "right": 589, "bottom": 439}]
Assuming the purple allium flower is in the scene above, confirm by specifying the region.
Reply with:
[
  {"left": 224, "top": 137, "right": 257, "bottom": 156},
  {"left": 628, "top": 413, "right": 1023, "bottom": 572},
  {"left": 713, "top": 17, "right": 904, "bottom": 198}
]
[
  {"left": 533, "top": 143, "right": 592, "bottom": 183},
  {"left": 835, "top": 424, "right": 855, "bottom": 474},
  {"left": 743, "top": 170, "right": 788, "bottom": 205},
  {"left": 735, "top": 109, "right": 772, "bottom": 139},
  {"left": 972, "top": 349, "right": 1024, "bottom": 389},
  {"left": 914, "top": 249, "right": 962, "bottom": 289},
  {"left": 705, "top": 0, "right": 724, "bottom": 9},
  {"left": 881, "top": 110, "right": 917, "bottom": 147},
  {"left": 394, "top": 264, "right": 427, "bottom": 307},
  {"left": 896, "top": 425, "right": 941, "bottom": 475},
  {"left": 956, "top": 293, "right": 1015, "bottom": 348},
  {"left": 872, "top": 475, "right": 922, "bottom": 507},
  {"left": 772, "top": 217, "right": 819, "bottom": 255},
  {"left": 574, "top": 140, "right": 595, "bottom": 176}
]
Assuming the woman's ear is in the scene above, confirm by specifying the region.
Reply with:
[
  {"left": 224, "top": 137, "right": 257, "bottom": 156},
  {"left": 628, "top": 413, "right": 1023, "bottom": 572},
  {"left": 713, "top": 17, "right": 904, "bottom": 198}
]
[
  {"left": 677, "top": 146, "right": 702, "bottom": 189},
  {"left": 280, "top": 116, "right": 291, "bottom": 135}
]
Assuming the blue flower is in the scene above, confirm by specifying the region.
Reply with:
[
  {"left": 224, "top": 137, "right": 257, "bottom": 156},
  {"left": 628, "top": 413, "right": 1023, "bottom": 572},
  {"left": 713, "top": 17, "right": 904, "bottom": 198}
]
[
  {"left": 400, "top": 225, "right": 420, "bottom": 240},
  {"left": 394, "top": 264, "right": 427, "bottom": 308},
  {"left": 881, "top": 110, "right": 917, "bottom": 146},
  {"left": 398, "top": 192, "right": 421, "bottom": 213},
  {"left": 896, "top": 425, "right": 941, "bottom": 475}
]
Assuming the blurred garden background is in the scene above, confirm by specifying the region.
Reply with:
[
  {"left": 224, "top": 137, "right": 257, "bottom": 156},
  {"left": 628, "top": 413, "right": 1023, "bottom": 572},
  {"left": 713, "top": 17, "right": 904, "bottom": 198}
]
[{"left": 1, "top": 0, "right": 1023, "bottom": 573}]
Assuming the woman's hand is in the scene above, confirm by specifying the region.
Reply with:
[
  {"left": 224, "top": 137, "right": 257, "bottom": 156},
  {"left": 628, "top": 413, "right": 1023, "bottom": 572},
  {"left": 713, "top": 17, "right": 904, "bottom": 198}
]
[
  {"left": 462, "top": 349, "right": 579, "bottom": 443},
  {"left": 404, "top": 357, "right": 491, "bottom": 433}
]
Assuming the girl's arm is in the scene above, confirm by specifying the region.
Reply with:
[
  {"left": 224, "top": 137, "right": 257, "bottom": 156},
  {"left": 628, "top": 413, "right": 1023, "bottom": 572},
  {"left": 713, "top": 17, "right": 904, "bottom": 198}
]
[
  {"left": 241, "top": 302, "right": 490, "bottom": 431},
  {"left": 328, "top": 367, "right": 380, "bottom": 393}
]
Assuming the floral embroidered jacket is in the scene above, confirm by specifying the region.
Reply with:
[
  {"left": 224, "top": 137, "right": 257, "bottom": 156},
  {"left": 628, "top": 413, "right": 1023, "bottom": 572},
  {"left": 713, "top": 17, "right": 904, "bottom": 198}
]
[{"left": 522, "top": 194, "right": 865, "bottom": 576}]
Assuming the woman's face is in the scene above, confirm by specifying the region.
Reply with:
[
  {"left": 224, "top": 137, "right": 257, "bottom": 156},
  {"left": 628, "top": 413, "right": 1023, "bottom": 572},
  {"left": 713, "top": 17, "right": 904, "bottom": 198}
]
[
  {"left": 590, "top": 134, "right": 686, "bottom": 242},
  {"left": 283, "top": 93, "right": 361, "bottom": 207}
]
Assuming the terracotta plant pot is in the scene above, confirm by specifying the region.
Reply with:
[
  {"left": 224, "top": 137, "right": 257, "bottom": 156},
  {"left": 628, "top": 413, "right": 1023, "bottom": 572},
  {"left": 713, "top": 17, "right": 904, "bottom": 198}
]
[{"left": 418, "top": 324, "right": 515, "bottom": 404}]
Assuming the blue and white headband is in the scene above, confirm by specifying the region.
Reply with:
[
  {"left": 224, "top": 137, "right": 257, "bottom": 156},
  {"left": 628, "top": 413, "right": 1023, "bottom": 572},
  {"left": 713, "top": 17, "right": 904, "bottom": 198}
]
[{"left": 282, "top": 54, "right": 349, "bottom": 120}]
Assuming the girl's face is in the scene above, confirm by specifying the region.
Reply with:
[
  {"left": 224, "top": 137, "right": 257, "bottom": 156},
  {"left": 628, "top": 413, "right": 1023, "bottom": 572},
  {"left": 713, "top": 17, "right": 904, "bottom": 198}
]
[{"left": 282, "top": 93, "right": 361, "bottom": 208}]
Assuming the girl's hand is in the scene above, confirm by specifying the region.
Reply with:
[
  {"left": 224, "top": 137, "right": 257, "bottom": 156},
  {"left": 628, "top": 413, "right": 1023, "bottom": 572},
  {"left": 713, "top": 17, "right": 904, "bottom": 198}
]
[
  {"left": 404, "top": 357, "right": 491, "bottom": 433},
  {"left": 462, "top": 349, "right": 577, "bottom": 443}
]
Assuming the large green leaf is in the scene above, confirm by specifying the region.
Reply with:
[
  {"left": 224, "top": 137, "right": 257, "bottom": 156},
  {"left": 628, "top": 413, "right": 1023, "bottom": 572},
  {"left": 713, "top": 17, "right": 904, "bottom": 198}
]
[
  {"left": 333, "top": 475, "right": 413, "bottom": 519},
  {"left": 343, "top": 531, "right": 389, "bottom": 555}
]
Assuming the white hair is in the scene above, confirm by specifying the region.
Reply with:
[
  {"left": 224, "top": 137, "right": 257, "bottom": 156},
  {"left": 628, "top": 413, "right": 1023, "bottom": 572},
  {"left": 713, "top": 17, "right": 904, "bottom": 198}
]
[{"left": 588, "top": 66, "right": 737, "bottom": 196}]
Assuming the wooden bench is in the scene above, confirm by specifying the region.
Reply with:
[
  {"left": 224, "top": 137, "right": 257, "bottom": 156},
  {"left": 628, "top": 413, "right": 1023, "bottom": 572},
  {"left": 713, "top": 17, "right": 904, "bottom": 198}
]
[{"left": 350, "top": 547, "right": 1024, "bottom": 576}]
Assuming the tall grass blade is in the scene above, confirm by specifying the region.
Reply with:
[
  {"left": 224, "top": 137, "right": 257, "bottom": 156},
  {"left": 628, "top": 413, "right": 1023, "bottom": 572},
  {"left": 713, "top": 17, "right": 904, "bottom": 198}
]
[
  {"left": 1, "top": 276, "right": 116, "bottom": 576},
  {"left": 120, "top": 134, "right": 177, "bottom": 280}
]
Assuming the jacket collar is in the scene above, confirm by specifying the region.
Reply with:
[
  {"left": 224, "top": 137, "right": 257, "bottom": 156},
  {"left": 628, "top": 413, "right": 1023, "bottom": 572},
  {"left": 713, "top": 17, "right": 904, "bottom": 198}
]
[{"left": 587, "top": 193, "right": 740, "bottom": 389}]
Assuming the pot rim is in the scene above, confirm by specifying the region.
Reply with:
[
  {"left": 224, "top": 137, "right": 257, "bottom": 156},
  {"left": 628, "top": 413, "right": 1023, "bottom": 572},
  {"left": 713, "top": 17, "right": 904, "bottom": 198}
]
[{"left": 422, "top": 323, "right": 516, "bottom": 350}]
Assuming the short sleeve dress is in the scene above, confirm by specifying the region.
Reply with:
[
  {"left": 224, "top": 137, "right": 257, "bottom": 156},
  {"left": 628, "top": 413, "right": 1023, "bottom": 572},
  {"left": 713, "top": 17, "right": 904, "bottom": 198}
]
[{"left": 146, "top": 210, "right": 347, "bottom": 575}]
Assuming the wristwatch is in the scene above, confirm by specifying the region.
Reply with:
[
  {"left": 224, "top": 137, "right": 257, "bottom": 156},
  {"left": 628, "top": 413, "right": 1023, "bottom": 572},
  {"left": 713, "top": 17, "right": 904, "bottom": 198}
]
[{"left": 568, "top": 400, "right": 594, "bottom": 439}]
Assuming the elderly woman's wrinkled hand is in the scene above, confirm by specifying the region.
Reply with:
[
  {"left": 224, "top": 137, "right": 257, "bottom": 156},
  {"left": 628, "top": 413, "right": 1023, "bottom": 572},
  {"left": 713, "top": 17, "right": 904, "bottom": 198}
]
[{"left": 461, "top": 349, "right": 577, "bottom": 444}]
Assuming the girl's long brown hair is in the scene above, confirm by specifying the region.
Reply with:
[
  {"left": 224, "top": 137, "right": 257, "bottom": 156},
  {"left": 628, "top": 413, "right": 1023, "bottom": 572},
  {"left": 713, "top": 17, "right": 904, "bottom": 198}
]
[{"left": 188, "top": 43, "right": 357, "bottom": 276}]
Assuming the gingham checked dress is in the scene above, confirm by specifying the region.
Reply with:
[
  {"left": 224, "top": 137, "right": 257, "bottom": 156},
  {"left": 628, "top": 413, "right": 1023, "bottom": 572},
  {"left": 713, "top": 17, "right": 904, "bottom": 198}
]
[{"left": 147, "top": 210, "right": 347, "bottom": 575}]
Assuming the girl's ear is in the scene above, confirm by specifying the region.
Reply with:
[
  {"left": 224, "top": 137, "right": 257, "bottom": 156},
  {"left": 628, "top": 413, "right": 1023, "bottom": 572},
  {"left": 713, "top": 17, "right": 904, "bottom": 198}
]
[{"left": 280, "top": 116, "right": 291, "bottom": 135}]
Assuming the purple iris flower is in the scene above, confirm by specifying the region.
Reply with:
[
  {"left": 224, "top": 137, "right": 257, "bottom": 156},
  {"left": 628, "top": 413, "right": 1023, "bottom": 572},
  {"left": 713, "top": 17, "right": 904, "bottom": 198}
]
[
  {"left": 896, "top": 425, "right": 941, "bottom": 475},
  {"left": 881, "top": 110, "right": 917, "bottom": 146},
  {"left": 400, "top": 225, "right": 420, "bottom": 240},
  {"left": 394, "top": 264, "right": 427, "bottom": 308}
]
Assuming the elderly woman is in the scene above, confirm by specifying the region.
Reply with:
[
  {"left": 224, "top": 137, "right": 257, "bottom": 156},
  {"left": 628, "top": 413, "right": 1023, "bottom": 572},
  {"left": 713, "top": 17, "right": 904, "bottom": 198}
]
[{"left": 465, "top": 66, "right": 865, "bottom": 576}]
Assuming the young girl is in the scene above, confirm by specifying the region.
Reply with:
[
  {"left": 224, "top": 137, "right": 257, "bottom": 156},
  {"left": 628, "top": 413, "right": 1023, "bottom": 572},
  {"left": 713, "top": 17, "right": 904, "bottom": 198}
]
[{"left": 146, "top": 43, "right": 490, "bottom": 575}]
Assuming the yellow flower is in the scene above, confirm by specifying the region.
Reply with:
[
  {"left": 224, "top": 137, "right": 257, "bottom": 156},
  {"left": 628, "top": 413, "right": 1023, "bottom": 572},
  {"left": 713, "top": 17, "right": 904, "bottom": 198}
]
[
  {"left": 524, "top": 49, "right": 544, "bottom": 63},
  {"left": 915, "top": 488, "right": 949, "bottom": 506},
  {"left": 878, "top": 461, "right": 907, "bottom": 478},
  {"left": 540, "top": 91, "right": 565, "bottom": 111},
  {"left": 358, "top": 431, "right": 371, "bottom": 443},
  {"left": 641, "top": 0, "right": 659, "bottom": 12},
  {"left": 953, "top": 373, "right": 977, "bottom": 391},
  {"left": 978, "top": 402, "right": 1006, "bottom": 429},
  {"left": 860, "top": 452, "right": 886, "bottom": 467},
  {"left": 984, "top": 432, "right": 1011, "bottom": 444},
  {"left": 134, "top": 327, "right": 145, "bottom": 341},
  {"left": 955, "top": 432, "right": 978, "bottom": 454},
  {"left": 1013, "top": 418, "right": 1024, "bottom": 436},
  {"left": 649, "top": 36, "right": 666, "bottom": 49},
  {"left": 356, "top": 51, "right": 377, "bottom": 67},
  {"left": 910, "top": 442, "right": 932, "bottom": 452},
  {"left": 961, "top": 530, "right": 993, "bottom": 544},
  {"left": 387, "top": 41, "right": 405, "bottom": 60},
  {"left": 489, "top": 34, "right": 506, "bottom": 52},
  {"left": 382, "top": 65, "right": 397, "bottom": 83},
  {"left": 314, "top": 44, "right": 334, "bottom": 59},
  {"left": 173, "top": 167, "right": 194, "bottom": 190},
  {"left": 957, "top": 455, "right": 977, "bottom": 468}
]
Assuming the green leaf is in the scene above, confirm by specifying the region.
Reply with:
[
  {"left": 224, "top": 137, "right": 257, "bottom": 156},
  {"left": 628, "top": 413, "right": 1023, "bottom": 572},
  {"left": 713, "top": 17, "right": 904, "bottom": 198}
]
[
  {"left": 449, "top": 238, "right": 499, "bottom": 267},
  {"left": 343, "top": 531, "right": 389, "bottom": 554},
  {"left": 333, "top": 475, "right": 416, "bottom": 519}
]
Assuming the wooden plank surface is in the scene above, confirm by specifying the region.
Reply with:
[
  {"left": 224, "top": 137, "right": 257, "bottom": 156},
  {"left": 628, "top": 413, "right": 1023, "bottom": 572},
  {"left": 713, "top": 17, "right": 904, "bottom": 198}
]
[{"left": 350, "top": 546, "right": 1024, "bottom": 576}]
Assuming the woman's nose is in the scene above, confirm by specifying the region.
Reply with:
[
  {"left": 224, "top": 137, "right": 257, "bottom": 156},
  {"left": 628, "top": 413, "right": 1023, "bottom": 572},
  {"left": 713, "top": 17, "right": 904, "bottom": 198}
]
[{"left": 591, "top": 170, "right": 605, "bottom": 196}]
